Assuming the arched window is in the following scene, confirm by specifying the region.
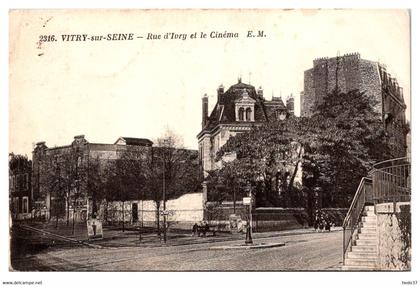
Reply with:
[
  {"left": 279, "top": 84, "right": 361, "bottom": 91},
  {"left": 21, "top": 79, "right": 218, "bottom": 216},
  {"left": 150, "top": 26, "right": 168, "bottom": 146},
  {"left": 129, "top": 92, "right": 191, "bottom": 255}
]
[
  {"left": 246, "top": 108, "right": 252, "bottom": 121},
  {"left": 239, "top": 107, "right": 244, "bottom": 121}
]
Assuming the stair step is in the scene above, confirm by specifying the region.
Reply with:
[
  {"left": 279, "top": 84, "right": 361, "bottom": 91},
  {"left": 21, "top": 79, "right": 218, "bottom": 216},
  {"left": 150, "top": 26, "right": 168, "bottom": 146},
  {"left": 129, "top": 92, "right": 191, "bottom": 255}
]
[
  {"left": 356, "top": 239, "right": 376, "bottom": 246},
  {"left": 362, "top": 222, "right": 377, "bottom": 228},
  {"left": 358, "top": 233, "right": 376, "bottom": 240},
  {"left": 342, "top": 265, "right": 377, "bottom": 271},
  {"left": 362, "top": 219, "right": 376, "bottom": 224},
  {"left": 347, "top": 252, "right": 377, "bottom": 259},
  {"left": 360, "top": 227, "right": 377, "bottom": 234},
  {"left": 345, "top": 259, "right": 377, "bottom": 267},
  {"left": 343, "top": 205, "right": 379, "bottom": 271},
  {"left": 351, "top": 245, "right": 377, "bottom": 252},
  {"left": 362, "top": 216, "right": 377, "bottom": 222}
]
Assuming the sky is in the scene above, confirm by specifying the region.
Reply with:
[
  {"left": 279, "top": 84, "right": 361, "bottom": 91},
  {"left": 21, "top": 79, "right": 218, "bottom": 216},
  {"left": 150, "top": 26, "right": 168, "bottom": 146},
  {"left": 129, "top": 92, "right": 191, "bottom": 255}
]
[{"left": 9, "top": 9, "right": 410, "bottom": 156}]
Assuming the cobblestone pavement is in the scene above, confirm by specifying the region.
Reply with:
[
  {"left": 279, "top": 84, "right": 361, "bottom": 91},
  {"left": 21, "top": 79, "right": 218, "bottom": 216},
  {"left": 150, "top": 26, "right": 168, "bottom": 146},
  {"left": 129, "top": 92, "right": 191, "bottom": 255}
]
[{"left": 11, "top": 228, "right": 343, "bottom": 271}]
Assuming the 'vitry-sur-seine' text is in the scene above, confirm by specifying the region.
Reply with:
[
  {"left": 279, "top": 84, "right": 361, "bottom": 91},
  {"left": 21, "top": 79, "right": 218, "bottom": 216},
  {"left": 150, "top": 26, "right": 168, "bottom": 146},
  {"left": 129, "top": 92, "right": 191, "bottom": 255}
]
[
  {"left": 38, "top": 30, "right": 266, "bottom": 43},
  {"left": 61, "top": 33, "right": 135, "bottom": 41}
]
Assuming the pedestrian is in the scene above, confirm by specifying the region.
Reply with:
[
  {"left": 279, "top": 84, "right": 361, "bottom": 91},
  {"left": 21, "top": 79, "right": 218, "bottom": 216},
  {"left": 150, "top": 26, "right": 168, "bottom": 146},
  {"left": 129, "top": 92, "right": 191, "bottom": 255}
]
[
  {"left": 192, "top": 223, "right": 198, "bottom": 236},
  {"left": 92, "top": 221, "right": 97, "bottom": 237},
  {"left": 319, "top": 212, "right": 325, "bottom": 232},
  {"left": 314, "top": 210, "right": 320, "bottom": 232},
  {"left": 204, "top": 221, "right": 210, "bottom": 237},
  {"left": 318, "top": 219, "right": 324, "bottom": 232},
  {"left": 325, "top": 216, "right": 331, "bottom": 232},
  {"left": 198, "top": 221, "right": 204, "bottom": 237}
]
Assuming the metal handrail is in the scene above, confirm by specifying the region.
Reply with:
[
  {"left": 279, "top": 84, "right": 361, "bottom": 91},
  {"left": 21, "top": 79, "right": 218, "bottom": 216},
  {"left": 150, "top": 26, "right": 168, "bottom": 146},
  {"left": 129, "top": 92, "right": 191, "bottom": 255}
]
[
  {"left": 372, "top": 156, "right": 410, "bottom": 170},
  {"left": 342, "top": 177, "right": 373, "bottom": 261},
  {"left": 343, "top": 157, "right": 411, "bottom": 263},
  {"left": 342, "top": 177, "right": 373, "bottom": 227},
  {"left": 371, "top": 157, "right": 411, "bottom": 207}
]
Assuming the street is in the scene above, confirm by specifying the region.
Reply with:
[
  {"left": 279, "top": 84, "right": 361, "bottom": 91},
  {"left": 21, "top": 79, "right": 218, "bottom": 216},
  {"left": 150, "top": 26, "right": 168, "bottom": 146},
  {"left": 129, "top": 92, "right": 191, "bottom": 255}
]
[{"left": 11, "top": 228, "right": 343, "bottom": 271}]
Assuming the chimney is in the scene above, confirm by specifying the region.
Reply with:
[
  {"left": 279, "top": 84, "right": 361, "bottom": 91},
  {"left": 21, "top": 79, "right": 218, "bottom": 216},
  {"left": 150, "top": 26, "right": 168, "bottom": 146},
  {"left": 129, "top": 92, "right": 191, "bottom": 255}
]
[
  {"left": 36, "top": 141, "right": 46, "bottom": 147},
  {"left": 286, "top": 94, "right": 295, "bottom": 116},
  {"left": 34, "top": 141, "right": 47, "bottom": 153},
  {"left": 257, "top": 86, "right": 264, "bottom": 99},
  {"left": 202, "top": 94, "right": 208, "bottom": 128},
  {"left": 217, "top": 84, "right": 224, "bottom": 103},
  {"left": 73, "top": 134, "right": 88, "bottom": 145}
]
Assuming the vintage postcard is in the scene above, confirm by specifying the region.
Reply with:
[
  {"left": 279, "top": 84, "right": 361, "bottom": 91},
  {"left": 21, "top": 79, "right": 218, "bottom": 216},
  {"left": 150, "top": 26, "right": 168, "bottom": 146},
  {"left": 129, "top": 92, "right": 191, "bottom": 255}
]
[{"left": 7, "top": 9, "right": 411, "bottom": 275}]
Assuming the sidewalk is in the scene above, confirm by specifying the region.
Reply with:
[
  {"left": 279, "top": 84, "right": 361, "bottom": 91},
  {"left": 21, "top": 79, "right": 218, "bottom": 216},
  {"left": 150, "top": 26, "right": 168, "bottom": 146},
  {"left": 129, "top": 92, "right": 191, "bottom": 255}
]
[
  {"left": 17, "top": 221, "right": 341, "bottom": 249},
  {"left": 91, "top": 227, "right": 342, "bottom": 248}
]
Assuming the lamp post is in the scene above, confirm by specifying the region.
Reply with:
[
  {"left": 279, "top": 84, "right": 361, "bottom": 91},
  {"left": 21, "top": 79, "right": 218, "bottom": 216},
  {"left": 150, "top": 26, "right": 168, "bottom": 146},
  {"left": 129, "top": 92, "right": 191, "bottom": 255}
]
[
  {"left": 244, "top": 183, "right": 253, "bottom": 245},
  {"left": 162, "top": 139, "right": 170, "bottom": 244}
]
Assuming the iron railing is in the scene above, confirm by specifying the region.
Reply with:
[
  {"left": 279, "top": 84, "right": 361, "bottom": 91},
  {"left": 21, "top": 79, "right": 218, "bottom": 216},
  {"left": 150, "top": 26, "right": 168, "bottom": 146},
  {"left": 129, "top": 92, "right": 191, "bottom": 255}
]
[
  {"left": 371, "top": 157, "right": 411, "bottom": 208},
  {"left": 342, "top": 177, "right": 373, "bottom": 261},
  {"left": 342, "top": 156, "right": 411, "bottom": 262}
]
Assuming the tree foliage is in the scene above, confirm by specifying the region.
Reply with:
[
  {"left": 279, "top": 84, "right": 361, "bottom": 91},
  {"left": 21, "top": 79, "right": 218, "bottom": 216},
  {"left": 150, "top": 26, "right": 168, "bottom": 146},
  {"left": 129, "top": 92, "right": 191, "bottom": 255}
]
[
  {"left": 211, "top": 89, "right": 392, "bottom": 208},
  {"left": 9, "top": 153, "right": 31, "bottom": 174}
]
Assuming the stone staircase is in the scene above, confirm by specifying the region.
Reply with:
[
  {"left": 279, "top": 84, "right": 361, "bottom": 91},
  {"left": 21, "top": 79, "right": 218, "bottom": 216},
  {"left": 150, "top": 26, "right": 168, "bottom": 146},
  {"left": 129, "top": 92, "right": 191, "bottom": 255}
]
[{"left": 343, "top": 205, "right": 378, "bottom": 270}]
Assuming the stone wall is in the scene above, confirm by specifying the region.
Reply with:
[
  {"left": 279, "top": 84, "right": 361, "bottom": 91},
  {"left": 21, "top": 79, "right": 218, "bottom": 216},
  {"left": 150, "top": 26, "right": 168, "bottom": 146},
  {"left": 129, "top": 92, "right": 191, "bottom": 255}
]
[
  {"left": 100, "top": 193, "right": 204, "bottom": 230},
  {"left": 302, "top": 69, "right": 314, "bottom": 117},
  {"left": 301, "top": 54, "right": 383, "bottom": 117},
  {"left": 206, "top": 203, "right": 308, "bottom": 232},
  {"left": 253, "top": 208, "right": 309, "bottom": 232},
  {"left": 359, "top": 59, "right": 382, "bottom": 113},
  {"left": 376, "top": 202, "right": 411, "bottom": 270}
]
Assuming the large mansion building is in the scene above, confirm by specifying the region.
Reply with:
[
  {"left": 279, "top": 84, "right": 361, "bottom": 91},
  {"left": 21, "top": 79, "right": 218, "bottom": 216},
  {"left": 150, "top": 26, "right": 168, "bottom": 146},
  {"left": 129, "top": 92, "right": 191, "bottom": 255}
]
[{"left": 197, "top": 79, "right": 294, "bottom": 176}]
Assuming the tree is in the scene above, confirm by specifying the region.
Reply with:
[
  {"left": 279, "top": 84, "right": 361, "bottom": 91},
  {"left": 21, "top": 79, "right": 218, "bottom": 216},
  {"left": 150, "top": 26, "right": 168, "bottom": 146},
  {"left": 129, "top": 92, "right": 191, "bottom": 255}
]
[
  {"left": 86, "top": 157, "right": 106, "bottom": 217},
  {"left": 145, "top": 129, "right": 201, "bottom": 235},
  {"left": 213, "top": 89, "right": 393, "bottom": 208},
  {"left": 213, "top": 115, "right": 306, "bottom": 207},
  {"left": 8, "top": 153, "right": 31, "bottom": 174},
  {"left": 66, "top": 148, "right": 87, "bottom": 234},
  {"left": 42, "top": 155, "right": 68, "bottom": 227},
  {"left": 301, "top": 89, "right": 393, "bottom": 207},
  {"left": 115, "top": 150, "right": 148, "bottom": 232},
  {"left": 102, "top": 153, "right": 144, "bottom": 232}
]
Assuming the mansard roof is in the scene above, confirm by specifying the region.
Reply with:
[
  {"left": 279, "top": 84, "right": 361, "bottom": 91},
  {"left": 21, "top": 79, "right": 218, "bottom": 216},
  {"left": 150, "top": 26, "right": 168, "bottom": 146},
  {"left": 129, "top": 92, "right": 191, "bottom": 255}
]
[{"left": 199, "top": 80, "right": 288, "bottom": 136}]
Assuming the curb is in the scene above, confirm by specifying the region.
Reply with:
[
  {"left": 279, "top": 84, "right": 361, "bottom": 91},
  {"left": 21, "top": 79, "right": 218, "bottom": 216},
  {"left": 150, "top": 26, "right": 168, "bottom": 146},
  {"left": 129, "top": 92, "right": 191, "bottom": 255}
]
[{"left": 209, "top": 242, "right": 286, "bottom": 250}]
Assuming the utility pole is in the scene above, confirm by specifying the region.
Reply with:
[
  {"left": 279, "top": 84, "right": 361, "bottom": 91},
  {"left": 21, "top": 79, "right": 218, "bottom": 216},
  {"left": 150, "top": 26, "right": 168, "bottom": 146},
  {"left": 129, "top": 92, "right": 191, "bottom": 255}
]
[
  {"left": 162, "top": 149, "right": 166, "bottom": 244},
  {"left": 162, "top": 139, "right": 170, "bottom": 244},
  {"left": 244, "top": 183, "right": 253, "bottom": 245}
]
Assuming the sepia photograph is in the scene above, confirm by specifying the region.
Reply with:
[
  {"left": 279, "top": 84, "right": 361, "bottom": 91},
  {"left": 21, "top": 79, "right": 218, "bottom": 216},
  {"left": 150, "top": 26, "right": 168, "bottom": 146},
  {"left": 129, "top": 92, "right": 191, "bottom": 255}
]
[{"left": 6, "top": 7, "right": 413, "bottom": 277}]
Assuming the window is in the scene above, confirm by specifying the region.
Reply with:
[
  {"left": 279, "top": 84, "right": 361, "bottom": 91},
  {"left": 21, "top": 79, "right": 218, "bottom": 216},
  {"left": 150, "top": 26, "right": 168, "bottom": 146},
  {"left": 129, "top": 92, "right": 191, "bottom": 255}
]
[
  {"left": 18, "top": 197, "right": 22, "bottom": 213},
  {"left": 22, "top": 197, "right": 28, "bottom": 214},
  {"left": 14, "top": 198, "right": 19, "bottom": 214},
  {"left": 10, "top": 176, "right": 14, "bottom": 192},
  {"left": 238, "top": 107, "right": 244, "bottom": 121},
  {"left": 246, "top": 108, "right": 252, "bottom": 121}
]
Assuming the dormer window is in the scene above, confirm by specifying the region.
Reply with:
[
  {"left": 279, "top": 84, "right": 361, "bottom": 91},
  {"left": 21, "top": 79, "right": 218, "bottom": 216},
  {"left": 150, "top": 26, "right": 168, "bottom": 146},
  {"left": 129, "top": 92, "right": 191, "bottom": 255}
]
[
  {"left": 246, "top": 108, "right": 252, "bottom": 121},
  {"left": 239, "top": 107, "right": 245, "bottom": 121},
  {"left": 235, "top": 89, "right": 256, "bottom": 122}
]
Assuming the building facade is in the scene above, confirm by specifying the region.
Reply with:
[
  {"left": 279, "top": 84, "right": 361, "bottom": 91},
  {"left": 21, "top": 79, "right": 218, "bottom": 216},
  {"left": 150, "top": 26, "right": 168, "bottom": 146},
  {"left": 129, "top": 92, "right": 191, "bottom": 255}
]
[
  {"left": 197, "top": 79, "right": 294, "bottom": 176},
  {"left": 9, "top": 154, "right": 32, "bottom": 220},
  {"left": 31, "top": 135, "right": 153, "bottom": 221},
  {"left": 31, "top": 135, "right": 200, "bottom": 225},
  {"left": 301, "top": 52, "right": 408, "bottom": 157}
]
